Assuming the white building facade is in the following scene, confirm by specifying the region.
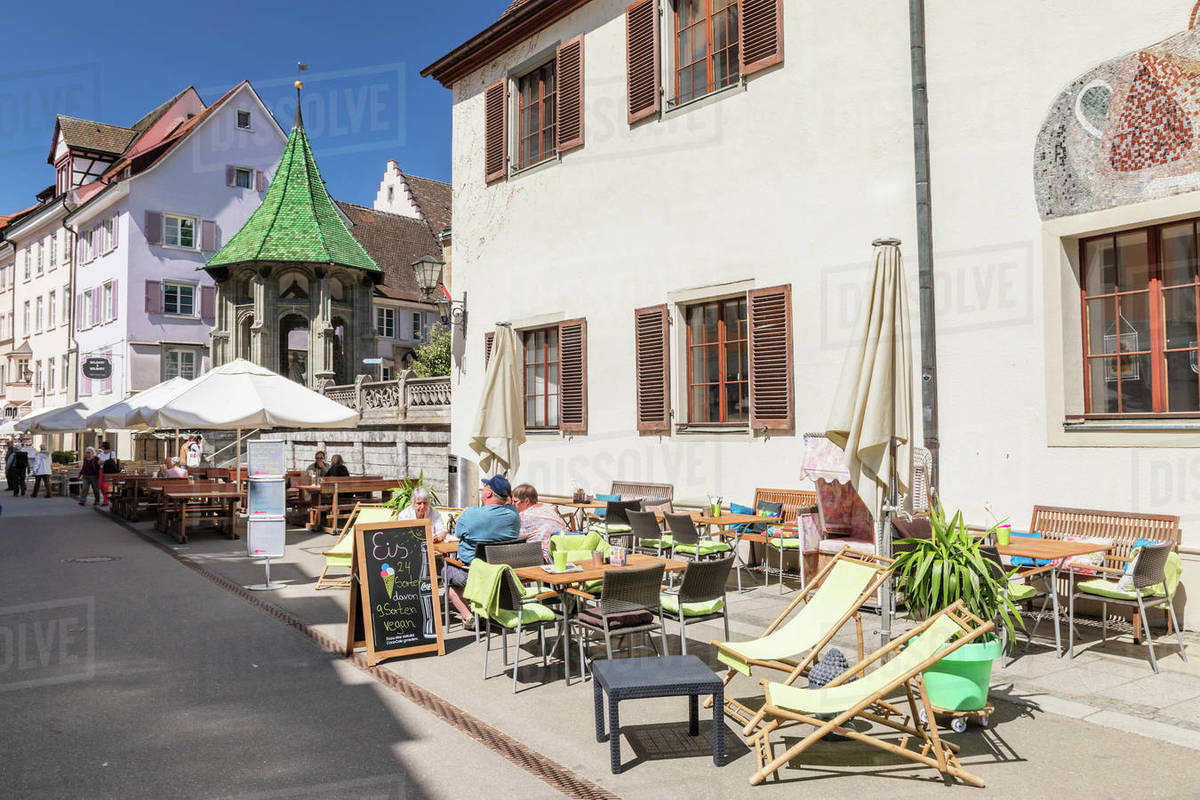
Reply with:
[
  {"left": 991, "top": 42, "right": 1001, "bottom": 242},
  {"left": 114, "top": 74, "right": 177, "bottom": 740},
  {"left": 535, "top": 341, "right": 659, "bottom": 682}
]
[{"left": 427, "top": 0, "right": 1200, "bottom": 619}]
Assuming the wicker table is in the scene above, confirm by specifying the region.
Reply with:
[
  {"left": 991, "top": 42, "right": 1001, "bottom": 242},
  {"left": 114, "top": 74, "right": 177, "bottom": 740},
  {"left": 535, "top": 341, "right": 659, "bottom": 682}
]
[{"left": 591, "top": 655, "right": 724, "bottom": 774}]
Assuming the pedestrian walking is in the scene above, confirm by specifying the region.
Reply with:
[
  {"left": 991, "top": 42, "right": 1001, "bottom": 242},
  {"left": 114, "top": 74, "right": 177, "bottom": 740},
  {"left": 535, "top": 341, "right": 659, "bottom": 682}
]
[
  {"left": 29, "top": 445, "right": 52, "bottom": 498},
  {"left": 78, "top": 447, "right": 103, "bottom": 506},
  {"left": 98, "top": 441, "right": 119, "bottom": 506},
  {"left": 10, "top": 446, "right": 29, "bottom": 496},
  {"left": 4, "top": 443, "right": 16, "bottom": 494}
]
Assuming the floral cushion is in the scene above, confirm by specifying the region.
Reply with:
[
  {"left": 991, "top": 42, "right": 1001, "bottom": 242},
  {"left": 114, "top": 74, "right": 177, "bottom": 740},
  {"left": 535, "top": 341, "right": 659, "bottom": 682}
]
[
  {"left": 1062, "top": 536, "right": 1113, "bottom": 575},
  {"left": 816, "top": 479, "right": 873, "bottom": 540}
]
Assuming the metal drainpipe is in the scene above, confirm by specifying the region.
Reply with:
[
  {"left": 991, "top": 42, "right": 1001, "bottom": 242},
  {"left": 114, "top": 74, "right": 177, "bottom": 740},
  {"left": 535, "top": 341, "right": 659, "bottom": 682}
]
[
  {"left": 910, "top": 0, "right": 940, "bottom": 486},
  {"left": 62, "top": 207, "right": 80, "bottom": 405}
]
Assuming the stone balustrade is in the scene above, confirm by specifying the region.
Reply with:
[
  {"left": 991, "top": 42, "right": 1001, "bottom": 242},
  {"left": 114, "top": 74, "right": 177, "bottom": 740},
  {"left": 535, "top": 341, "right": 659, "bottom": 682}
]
[{"left": 319, "top": 370, "right": 450, "bottom": 425}]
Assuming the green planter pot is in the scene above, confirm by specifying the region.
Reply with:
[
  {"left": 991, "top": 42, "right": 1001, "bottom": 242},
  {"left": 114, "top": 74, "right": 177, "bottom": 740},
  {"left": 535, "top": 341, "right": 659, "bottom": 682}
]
[{"left": 921, "top": 636, "right": 1003, "bottom": 712}]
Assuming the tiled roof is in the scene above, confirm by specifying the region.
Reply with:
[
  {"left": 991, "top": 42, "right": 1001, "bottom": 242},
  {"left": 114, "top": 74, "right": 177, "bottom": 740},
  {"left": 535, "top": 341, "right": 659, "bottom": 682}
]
[
  {"left": 207, "top": 113, "right": 379, "bottom": 273},
  {"left": 128, "top": 87, "right": 193, "bottom": 137},
  {"left": 503, "top": 0, "right": 534, "bottom": 15},
  {"left": 403, "top": 173, "right": 452, "bottom": 235},
  {"left": 55, "top": 115, "right": 136, "bottom": 156},
  {"left": 336, "top": 201, "right": 441, "bottom": 302}
]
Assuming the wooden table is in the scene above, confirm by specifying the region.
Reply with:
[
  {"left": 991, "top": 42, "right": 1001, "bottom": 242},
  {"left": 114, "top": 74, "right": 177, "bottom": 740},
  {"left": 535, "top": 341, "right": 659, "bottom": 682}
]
[
  {"left": 995, "top": 538, "right": 1113, "bottom": 657},
  {"left": 162, "top": 488, "right": 242, "bottom": 544},
  {"left": 546, "top": 498, "right": 607, "bottom": 531},
  {"left": 516, "top": 553, "right": 687, "bottom": 684}
]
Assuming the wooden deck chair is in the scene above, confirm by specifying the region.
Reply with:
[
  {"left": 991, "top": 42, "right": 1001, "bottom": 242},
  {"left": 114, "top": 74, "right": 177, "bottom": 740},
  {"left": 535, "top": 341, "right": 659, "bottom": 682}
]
[
  {"left": 747, "top": 600, "right": 993, "bottom": 788},
  {"left": 709, "top": 550, "right": 893, "bottom": 728},
  {"left": 315, "top": 503, "right": 396, "bottom": 590}
]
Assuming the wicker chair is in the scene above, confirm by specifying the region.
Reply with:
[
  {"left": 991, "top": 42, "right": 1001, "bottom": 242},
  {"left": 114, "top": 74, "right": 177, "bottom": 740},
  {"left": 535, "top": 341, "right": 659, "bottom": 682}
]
[
  {"left": 661, "top": 557, "right": 734, "bottom": 654},
  {"left": 474, "top": 566, "right": 559, "bottom": 693},
  {"left": 1068, "top": 542, "right": 1187, "bottom": 673},
  {"left": 589, "top": 498, "right": 644, "bottom": 547},
  {"left": 628, "top": 509, "right": 671, "bottom": 556},
  {"left": 665, "top": 512, "right": 732, "bottom": 562},
  {"left": 570, "top": 564, "right": 667, "bottom": 680}
]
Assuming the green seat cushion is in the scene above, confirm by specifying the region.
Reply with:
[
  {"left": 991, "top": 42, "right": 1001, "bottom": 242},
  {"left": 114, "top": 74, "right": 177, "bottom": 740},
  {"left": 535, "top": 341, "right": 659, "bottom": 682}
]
[
  {"left": 492, "top": 602, "right": 557, "bottom": 629},
  {"left": 767, "top": 537, "right": 803, "bottom": 550},
  {"left": 1078, "top": 552, "right": 1182, "bottom": 600},
  {"left": 1007, "top": 582, "right": 1038, "bottom": 602},
  {"left": 639, "top": 535, "right": 674, "bottom": 548},
  {"left": 674, "top": 540, "right": 732, "bottom": 556},
  {"left": 589, "top": 522, "right": 632, "bottom": 535},
  {"left": 584, "top": 579, "right": 605, "bottom": 594},
  {"left": 661, "top": 594, "right": 725, "bottom": 617},
  {"left": 521, "top": 582, "right": 546, "bottom": 599}
]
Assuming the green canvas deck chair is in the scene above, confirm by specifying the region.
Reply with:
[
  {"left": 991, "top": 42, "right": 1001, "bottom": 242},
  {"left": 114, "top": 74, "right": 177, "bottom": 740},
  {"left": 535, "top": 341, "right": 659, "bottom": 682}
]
[
  {"left": 710, "top": 550, "right": 893, "bottom": 727},
  {"left": 315, "top": 503, "right": 396, "bottom": 590},
  {"left": 747, "top": 600, "right": 993, "bottom": 788}
]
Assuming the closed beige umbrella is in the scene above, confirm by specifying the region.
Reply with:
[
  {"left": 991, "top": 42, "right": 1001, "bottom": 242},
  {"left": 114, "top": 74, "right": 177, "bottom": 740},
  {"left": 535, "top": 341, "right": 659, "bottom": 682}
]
[
  {"left": 826, "top": 239, "right": 914, "bottom": 640},
  {"left": 469, "top": 325, "right": 526, "bottom": 477}
]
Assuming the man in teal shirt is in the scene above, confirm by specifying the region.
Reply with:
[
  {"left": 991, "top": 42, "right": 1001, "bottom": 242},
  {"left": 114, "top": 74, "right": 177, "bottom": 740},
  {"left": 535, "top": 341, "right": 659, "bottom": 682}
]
[{"left": 444, "top": 475, "right": 520, "bottom": 622}]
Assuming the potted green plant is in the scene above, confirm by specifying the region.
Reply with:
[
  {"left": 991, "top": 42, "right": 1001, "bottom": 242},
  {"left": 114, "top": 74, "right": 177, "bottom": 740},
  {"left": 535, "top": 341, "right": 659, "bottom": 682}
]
[
  {"left": 893, "top": 499, "right": 1021, "bottom": 712},
  {"left": 384, "top": 471, "right": 441, "bottom": 514}
]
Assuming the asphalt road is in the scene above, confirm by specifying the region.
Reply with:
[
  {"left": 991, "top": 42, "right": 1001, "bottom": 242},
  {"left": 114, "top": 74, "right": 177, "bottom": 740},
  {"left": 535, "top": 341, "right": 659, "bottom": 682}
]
[{"left": 0, "top": 495, "right": 556, "bottom": 800}]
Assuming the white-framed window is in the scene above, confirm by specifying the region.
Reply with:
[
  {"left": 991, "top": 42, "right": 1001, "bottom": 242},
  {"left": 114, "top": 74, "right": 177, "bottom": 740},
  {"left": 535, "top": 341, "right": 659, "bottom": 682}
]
[
  {"left": 412, "top": 312, "right": 424, "bottom": 340},
  {"left": 47, "top": 357, "right": 55, "bottom": 393},
  {"left": 234, "top": 167, "right": 253, "bottom": 189},
  {"left": 24, "top": 250, "right": 30, "bottom": 280},
  {"left": 48, "top": 290, "right": 56, "bottom": 327},
  {"left": 35, "top": 296, "right": 43, "bottom": 332},
  {"left": 103, "top": 281, "right": 115, "bottom": 322},
  {"left": 61, "top": 285, "right": 70, "bottom": 323},
  {"left": 23, "top": 301, "right": 30, "bottom": 335},
  {"left": 63, "top": 231, "right": 72, "bottom": 265},
  {"left": 236, "top": 110, "right": 252, "bottom": 130},
  {"left": 61, "top": 353, "right": 69, "bottom": 389},
  {"left": 103, "top": 217, "right": 115, "bottom": 253},
  {"left": 49, "top": 232, "right": 57, "bottom": 268},
  {"left": 163, "top": 214, "right": 197, "bottom": 249},
  {"left": 165, "top": 348, "right": 196, "bottom": 380},
  {"left": 81, "top": 290, "right": 93, "bottom": 328},
  {"left": 163, "top": 282, "right": 195, "bottom": 316},
  {"left": 36, "top": 240, "right": 44, "bottom": 275},
  {"left": 80, "top": 231, "right": 92, "bottom": 263},
  {"left": 376, "top": 307, "right": 395, "bottom": 338},
  {"left": 34, "top": 360, "right": 41, "bottom": 392}
]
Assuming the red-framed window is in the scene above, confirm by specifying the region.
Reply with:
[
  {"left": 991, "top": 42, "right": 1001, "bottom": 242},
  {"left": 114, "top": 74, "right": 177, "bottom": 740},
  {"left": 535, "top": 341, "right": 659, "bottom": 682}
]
[
  {"left": 517, "top": 62, "right": 557, "bottom": 169},
  {"left": 673, "top": 0, "right": 739, "bottom": 105},
  {"left": 523, "top": 327, "right": 560, "bottom": 428},
  {"left": 685, "top": 297, "right": 748, "bottom": 423},
  {"left": 1081, "top": 219, "right": 1200, "bottom": 415}
]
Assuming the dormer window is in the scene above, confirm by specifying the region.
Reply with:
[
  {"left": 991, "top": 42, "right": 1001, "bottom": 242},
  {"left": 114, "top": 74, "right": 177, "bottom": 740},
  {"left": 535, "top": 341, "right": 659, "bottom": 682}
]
[{"left": 236, "top": 110, "right": 252, "bottom": 130}]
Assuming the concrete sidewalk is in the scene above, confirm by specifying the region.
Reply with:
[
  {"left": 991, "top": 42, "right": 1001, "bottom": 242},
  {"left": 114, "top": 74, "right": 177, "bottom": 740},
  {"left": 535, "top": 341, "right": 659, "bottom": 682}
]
[{"left": 8, "top": 495, "right": 1200, "bottom": 798}]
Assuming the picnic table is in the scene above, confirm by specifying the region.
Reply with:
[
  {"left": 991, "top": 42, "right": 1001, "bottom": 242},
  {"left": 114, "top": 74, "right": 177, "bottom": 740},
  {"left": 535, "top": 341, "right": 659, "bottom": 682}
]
[
  {"left": 515, "top": 553, "right": 688, "bottom": 685},
  {"left": 302, "top": 477, "right": 394, "bottom": 532},
  {"left": 161, "top": 487, "right": 242, "bottom": 544}
]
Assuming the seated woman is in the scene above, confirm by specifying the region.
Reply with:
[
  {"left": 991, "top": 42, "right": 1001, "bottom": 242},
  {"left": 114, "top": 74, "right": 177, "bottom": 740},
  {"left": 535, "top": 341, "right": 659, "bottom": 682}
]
[
  {"left": 324, "top": 454, "right": 350, "bottom": 477},
  {"left": 397, "top": 487, "right": 448, "bottom": 542},
  {"left": 161, "top": 457, "right": 188, "bottom": 478},
  {"left": 512, "top": 483, "right": 567, "bottom": 562}
]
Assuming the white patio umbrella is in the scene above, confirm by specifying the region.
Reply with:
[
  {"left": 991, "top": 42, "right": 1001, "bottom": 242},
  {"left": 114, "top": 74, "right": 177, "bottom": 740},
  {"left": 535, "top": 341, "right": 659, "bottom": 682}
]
[
  {"left": 16, "top": 397, "right": 113, "bottom": 434},
  {"left": 85, "top": 376, "right": 193, "bottom": 430},
  {"left": 468, "top": 324, "right": 525, "bottom": 477},
  {"left": 826, "top": 238, "right": 914, "bottom": 642}
]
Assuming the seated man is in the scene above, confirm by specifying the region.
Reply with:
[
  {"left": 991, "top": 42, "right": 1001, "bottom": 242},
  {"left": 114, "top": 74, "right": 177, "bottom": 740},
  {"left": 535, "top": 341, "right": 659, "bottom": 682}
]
[
  {"left": 397, "top": 487, "right": 448, "bottom": 542},
  {"left": 162, "top": 457, "right": 188, "bottom": 478},
  {"left": 443, "top": 475, "right": 520, "bottom": 623},
  {"left": 512, "top": 482, "right": 566, "bottom": 563}
]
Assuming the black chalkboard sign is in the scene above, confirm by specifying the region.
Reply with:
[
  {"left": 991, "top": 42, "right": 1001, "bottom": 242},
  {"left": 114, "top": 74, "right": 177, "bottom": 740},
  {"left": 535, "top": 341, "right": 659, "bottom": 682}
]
[{"left": 345, "top": 519, "right": 445, "bottom": 664}]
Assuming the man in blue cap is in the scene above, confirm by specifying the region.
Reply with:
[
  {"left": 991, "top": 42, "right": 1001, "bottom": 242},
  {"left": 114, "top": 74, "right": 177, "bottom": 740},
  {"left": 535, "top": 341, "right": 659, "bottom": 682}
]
[{"left": 444, "top": 474, "right": 520, "bottom": 623}]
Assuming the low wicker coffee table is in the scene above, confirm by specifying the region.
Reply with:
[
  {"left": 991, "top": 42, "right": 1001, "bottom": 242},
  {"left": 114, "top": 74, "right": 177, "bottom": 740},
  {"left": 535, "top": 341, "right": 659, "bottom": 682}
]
[{"left": 591, "top": 655, "right": 724, "bottom": 774}]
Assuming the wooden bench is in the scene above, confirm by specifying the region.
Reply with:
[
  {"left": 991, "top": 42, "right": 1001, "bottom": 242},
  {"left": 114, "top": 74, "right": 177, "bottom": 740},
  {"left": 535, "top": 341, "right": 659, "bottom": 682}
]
[
  {"left": 153, "top": 480, "right": 226, "bottom": 531},
  {"left": 308, "top": 478, "right": 401, "bottom": 532},
  {"left": 743, "top": 488, "right": 819, "bottom": 571},
  {"left": 1029, "top": 505, "right": 1181, "bottom": 638},
  {"left": 610, "top": 481, "right": 674, "bottom": 505}
]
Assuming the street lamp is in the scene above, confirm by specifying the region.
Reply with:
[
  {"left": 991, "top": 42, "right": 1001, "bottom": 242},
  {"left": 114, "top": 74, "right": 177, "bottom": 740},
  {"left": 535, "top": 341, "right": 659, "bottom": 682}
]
[{"left": 411, "top": 255, "right": 467, "bottom": 334}]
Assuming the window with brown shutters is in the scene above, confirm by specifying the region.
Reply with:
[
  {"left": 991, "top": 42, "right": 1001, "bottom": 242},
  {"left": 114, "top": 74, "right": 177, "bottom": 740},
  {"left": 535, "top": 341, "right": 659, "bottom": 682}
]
[
  {"left": 559, "top": 318, "right": 587, "bottom": 433},
  {"left": 483, "top": 80, "right": 508, "bottom": 183},
  {"left": 740, "top": 0, "right": 783, "bottom": 76},
  {"left": 748, "top": 284, "right": 793, "bottom": 430},
  {"left": 635, "top": 304, "right": 671, "bottom": 430},
  {"left": 556, "top": 35, "right": 585, "bottom": 154},
  {"left": 626, "top": 0, "right": 661, "bottom": 124}
]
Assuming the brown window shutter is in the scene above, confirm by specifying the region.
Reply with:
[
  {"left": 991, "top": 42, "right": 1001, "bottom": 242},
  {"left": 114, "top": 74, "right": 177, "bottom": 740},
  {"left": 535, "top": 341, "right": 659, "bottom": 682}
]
[
  {"left": 556, "top": 35, "right": 586, "bottom": 154},
  {"left": 559, "top": 318, "right": 587, "bottom": 433},
  {"left": 634, "top": 304, "right": 670, "bottom": 431},
  {"left": 740, "top": 0, "right": 784, "bottom": 76},
  {"left": 484, "top": 331, "right": 495, "bottom": 367},
  {"left": 483, "top": 79, "right": 508, "bottom": 183},
  {"left": 625, "top": 0, "right": 660, "bottom": 125},
  {"left": 748, "top": 284, "right": 793, "bottom": 431}
]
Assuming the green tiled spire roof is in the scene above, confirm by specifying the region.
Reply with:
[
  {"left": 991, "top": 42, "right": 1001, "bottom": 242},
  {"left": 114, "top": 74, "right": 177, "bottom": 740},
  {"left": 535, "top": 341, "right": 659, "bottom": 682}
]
[{"left": 207, "top": 108, "right": 379, "bottom": 273}]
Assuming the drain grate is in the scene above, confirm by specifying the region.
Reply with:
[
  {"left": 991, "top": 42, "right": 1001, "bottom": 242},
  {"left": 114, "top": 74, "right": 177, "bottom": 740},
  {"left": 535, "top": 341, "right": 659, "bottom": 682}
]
[
  {"left": 98, "top": 509, "right": 621, "bottom": 800},
  {"left": 63, "top": 556, "right": 120, "bottom": 564}
]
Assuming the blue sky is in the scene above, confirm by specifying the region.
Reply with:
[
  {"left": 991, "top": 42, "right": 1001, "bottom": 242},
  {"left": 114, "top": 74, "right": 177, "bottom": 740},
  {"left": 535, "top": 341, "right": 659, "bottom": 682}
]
[{"left": 0, "top": 0, "right": 503, "bottom": 213}]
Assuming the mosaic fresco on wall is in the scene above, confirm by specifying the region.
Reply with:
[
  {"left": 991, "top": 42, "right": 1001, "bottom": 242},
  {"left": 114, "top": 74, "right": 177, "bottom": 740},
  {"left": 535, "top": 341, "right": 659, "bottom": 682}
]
[{"left": 1035, "top": 3, "right": 1200, "bottom": 219}]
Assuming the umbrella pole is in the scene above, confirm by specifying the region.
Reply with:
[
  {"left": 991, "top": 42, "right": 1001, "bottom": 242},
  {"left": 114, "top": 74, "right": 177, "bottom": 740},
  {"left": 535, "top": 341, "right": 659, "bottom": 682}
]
[{"left": 236, "top": 427, "right": 242, "bottom": 493}]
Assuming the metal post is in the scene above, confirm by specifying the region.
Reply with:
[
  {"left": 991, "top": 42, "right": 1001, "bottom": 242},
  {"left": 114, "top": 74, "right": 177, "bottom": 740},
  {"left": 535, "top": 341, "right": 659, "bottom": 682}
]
[{"left": 910, "top": 0, "right": 940, "bottom": 485}]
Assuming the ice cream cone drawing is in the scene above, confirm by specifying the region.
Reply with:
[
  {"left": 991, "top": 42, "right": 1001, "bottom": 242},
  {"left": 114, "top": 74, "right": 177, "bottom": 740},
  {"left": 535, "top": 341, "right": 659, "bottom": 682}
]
[{"left": 380, "top": 563, "right": 396, "bottom": 598}]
